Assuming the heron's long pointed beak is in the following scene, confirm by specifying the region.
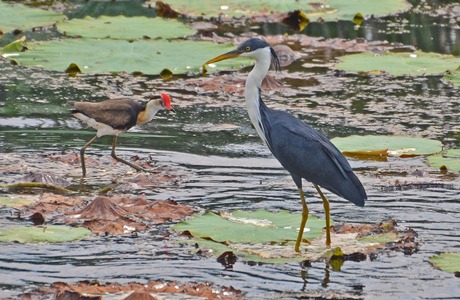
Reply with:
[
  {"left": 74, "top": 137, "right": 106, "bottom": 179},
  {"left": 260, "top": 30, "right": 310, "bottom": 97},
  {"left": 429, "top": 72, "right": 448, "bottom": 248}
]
[{"left": 203, "top": 49, "right": 241, "bottom": 65}]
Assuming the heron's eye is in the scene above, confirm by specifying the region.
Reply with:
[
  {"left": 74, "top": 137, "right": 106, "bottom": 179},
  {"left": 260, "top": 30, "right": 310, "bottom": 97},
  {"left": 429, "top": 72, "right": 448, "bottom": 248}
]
[
  {"left": 159, "top": 100, "right": 164, "bottom": 107},
  {"left": 245, "top": 46, "right": 251, "bottom": 51}
]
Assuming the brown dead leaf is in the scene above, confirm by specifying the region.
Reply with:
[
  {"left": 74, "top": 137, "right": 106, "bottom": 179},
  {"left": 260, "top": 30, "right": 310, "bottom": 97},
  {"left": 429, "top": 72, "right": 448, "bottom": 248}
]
[
  {"left": 25, "top": 280, "right": 244, "bottom": 299},
  {"left": 61, "top": 195, "right": 195, "bottom": 234},
  {"left": 139, "top": 199, "right": 195, "bottom": 224},
  {"left": 29, "top": 212, "right": 45, "bottom": 225},
  {"left": 24, "top": 193, "right": 85, "bottom": 215},
  {"left": 72, "top": 196, "right": 130, "bottom": 221},
  {"left": 334, "top": 219, "right": 397, "bottom": 237},
  {"left": 124, "top": 291, "right": 156, "bottom": 300},
  {"left": 155, "top": 1, "right": 182, "bottom": 18}
]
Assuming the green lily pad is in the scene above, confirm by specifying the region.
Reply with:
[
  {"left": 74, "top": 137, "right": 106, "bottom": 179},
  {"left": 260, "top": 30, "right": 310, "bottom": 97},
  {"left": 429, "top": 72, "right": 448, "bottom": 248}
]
[
  {"left": 335, "top": 51, "right": 460, "bottom": 76},
  {"left": 0, "top": 225, "right": 91, "bottom": 243},
  {"left": 0, "top": 196, "right": 36, "bottom": 208},
  {"left": 173, "top": 210, "right": 326, "bottom": 244},
  {"left": 427, "top": 149, "right": 460, "bottom": 171},
  {"left": 331, "top": 135, "right": 442, "bottom": 157},
  {"left": 429, "top": 252, "right": 460, "bottom": 274},
  {"left": 12, "top": 38, "right": 247, "bottom": 75},
  {"left": 0, "top": 1, "right": 64, "bottom": 33},
  {"left": 443, "top": 69, "right": 460, "bottom": 87},
  {"left": 358, "top": 232, "right": 398, "bottom": 243},
  {"left": 173, "top": 211, "right": 411, "bottom": 263},
  {"left": 153, "top": 0, "right": 409, "bottom": 21},
  {"left": 56, "top": 16, "right": 195, "bottom": 40}
]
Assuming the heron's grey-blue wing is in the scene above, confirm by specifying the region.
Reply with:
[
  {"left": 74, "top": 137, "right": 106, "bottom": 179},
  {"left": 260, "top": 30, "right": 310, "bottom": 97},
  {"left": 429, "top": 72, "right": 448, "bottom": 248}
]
[{"left": 263, "top": 109, "right": 366, "bottom": 206}]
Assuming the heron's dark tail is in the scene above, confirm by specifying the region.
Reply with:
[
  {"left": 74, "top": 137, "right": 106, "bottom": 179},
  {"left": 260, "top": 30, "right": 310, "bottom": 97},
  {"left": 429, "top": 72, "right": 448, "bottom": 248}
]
[{"left": 327, "top": 170, "right": 366, "bottom": 207}]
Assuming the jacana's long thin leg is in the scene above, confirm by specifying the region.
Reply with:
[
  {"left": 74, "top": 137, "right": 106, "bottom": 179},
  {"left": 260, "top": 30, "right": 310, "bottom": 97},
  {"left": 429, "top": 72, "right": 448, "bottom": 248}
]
[
  {"left": 314, "top": 184, "right": 331, "bottom": 247},
  {"left": 110, "top": 135, "right": 155, "bottom": 173},
  {"left": 80, "top": 135, "right": 99, "bottom": 177},
  {"left": 295, "top": 187, "right": 310, "bottom": 252}
]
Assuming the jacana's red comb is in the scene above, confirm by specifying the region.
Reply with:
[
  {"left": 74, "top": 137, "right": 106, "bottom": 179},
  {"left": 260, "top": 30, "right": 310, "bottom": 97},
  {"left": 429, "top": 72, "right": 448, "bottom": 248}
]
[{"left": 160, "top": 93, "right": 173, "bottom": 110}]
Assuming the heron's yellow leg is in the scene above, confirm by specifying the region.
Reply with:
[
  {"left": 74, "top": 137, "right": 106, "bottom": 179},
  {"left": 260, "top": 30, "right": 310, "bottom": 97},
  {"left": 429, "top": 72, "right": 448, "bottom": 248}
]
[
  {"left": 80, "top": 135, "right": 98, "bottom": 177},
  {"left": 295, "top": 188, "right": 309, "bottom": 252},
  {"left": 314, "top": 184, "right": 331, "bottom": 247},
  {"left": 111, "top": 135, "right": 155, "bottom": 173}
]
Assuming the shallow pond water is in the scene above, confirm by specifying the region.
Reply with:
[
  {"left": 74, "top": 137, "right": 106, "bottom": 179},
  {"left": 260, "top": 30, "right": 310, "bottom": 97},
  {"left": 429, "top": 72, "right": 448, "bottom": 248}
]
[{"left": 1, "top": 1, "right": 460, "bottom": 299}]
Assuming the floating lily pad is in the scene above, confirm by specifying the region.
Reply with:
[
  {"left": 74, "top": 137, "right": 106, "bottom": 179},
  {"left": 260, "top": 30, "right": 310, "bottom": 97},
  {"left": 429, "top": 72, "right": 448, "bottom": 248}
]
[
  {"left": 429, "top": 252, "right": 460, "bottom": 274},
  {"left": 331, "top": 135, "right": 442, "bottom": 157},
  {"left": 152, "top": 0, "right": 409, "bottom": 21},
  {"left": 443, "top": 69, "right": 460, "bottom": 87},
  {"left": 12, "top": 38, "right": 247, "bottom": 75},
  {"left": 0, "top": 1, "right": 64, "bottom": 33},
  {"left": 335, "top": 51, "right": 460, "bottom": 76},
  {"left": 173, "top": 210, "right": 326, "bottom": 244},
  {"left": 173, "top": 211, "right": 413, "bottom": 263},
  {"left": 56, "top": 16, "right": 195, "bottom": 40},
  {"left": 0, "top": 196, "right": 36, "bottom": 208},
  {"left": 0, "top": 225, "right": 91, "bottom": 243},
  {"left": 427, "top": 149, "right": 460, "bottom": 172}
]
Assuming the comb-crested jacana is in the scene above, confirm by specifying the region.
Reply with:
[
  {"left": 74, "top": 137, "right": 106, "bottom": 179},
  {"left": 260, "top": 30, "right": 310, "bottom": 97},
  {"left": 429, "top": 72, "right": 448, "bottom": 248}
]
[{"left": 70, "top": 93, "right": 174, "bottom": 176}]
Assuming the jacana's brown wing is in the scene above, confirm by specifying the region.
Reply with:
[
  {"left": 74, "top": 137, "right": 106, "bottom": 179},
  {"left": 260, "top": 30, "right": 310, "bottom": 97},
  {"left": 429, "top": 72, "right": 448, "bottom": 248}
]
[{"left": 71, "top": 99, "right": 143, "bottom": 130}]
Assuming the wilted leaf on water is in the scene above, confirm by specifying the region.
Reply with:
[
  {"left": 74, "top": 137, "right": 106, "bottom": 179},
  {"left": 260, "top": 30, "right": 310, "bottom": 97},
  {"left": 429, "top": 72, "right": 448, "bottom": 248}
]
[
  {"left": 72, "top": 196, "right": 130, "bottom": 221},
  {"left": 29, "top": 212, "right": 45, "bottom": 226},
  {"left": 0, "top": 1, "right": 64, "bottom": 33},
  {"left": 0, "top": 225, "right": 91, "bottom": 243},
  {"left": 155, "top": 1, "right": 182, "bottom": 18},
  {"left": 335, "top": 51, "right": 460, "bottom": 76},
  {"left": 0, "top": 36, "right": 27, "bottom": 55},
  {"left": 13, "top": 38, "right": 248, "bottom": 75},
  {"left": 56, "top": 16, "right": 195, "bottom": 40},
  {"left": 281, "top": 10, "right": 309, "bottom": 31},
  {"left": 429, "top": 252, "right": 460, "bottom": 274},
  {"left": 22, "top": 171, "right": 71, "bottom": 187},
  {"left": 331, "top": 135, "right": 442, "bottom": 157},
  {"left": 353, "top": 12, "right": 364, "bottom": 25},
  {"left": 20, "top": 280, "right": 244, "bottom": 299},
  {"left": 63, "top": 195, "right": 194, "bottom": 234},
  {"left": 146, "top": 0, "right": 409, "bottom": 21},
  {"left": 160, "top": 68, "right": 173, "bottom": 79},
  {"left": 427, "top": 149, "right": 460, "bottom": 172},
  {"left": 65, "top": 63, "right": 82, "bottom": 76}
]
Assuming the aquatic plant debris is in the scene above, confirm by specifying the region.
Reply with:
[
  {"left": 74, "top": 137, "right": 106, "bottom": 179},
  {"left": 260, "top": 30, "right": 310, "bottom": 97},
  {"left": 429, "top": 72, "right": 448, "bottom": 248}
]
[
  {"left": 64, "top": 195, "right": 194, "bottom": 234},
  {"left": 19, "top": 280, "right": 244, "bottom": 299},
  {"left": 173, "top": 211, "right": 418, "bottom": 263}
]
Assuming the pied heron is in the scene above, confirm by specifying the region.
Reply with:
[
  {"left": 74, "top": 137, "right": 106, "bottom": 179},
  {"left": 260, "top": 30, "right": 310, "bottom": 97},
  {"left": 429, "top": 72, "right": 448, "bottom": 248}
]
[
  {"left": 70, "top": 93, "right": 174, "bottom": 177},
  {"left": 204, "top": 38, "right": 367, "bottom": 252}
]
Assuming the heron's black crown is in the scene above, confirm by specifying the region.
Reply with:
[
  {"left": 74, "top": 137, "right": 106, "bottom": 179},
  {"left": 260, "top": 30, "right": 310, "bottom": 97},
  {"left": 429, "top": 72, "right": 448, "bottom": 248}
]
[
  {"left": 238, "top": 38, "right": 281, "bottom": 71},
  {"left": 237, "top": 38, "right": 270, "bottom": 53}
]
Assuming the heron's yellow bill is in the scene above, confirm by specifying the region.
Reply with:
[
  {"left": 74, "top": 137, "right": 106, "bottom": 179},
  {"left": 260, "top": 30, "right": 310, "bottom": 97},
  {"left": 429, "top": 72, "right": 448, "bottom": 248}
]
[{"left": 203, "top": 51, "right": 241, "bottom": 65}]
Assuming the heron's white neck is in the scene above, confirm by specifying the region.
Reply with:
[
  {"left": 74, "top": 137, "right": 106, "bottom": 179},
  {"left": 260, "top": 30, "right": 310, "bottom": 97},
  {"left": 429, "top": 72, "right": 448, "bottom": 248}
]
[{"left": 244, "top": 47, "right": 272, "bottom": 145}]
